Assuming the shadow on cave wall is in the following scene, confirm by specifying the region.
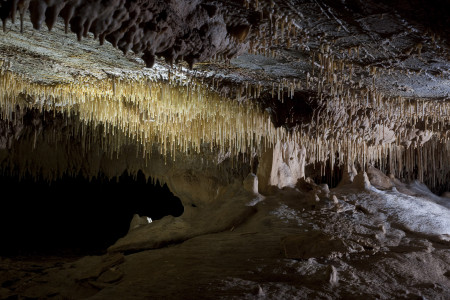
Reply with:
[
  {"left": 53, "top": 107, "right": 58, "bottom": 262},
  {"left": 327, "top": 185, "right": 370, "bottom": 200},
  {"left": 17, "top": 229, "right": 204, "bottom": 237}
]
[{"left": 0, "top": 170, "right": 183, "bottom": 257}]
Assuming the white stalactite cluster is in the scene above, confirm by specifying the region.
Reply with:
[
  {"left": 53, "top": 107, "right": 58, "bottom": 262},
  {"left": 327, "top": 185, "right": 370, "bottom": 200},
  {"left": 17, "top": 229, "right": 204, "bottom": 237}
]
[
  {"left": 0, "top": 58, "right": 283, "bottom": 161},
  {"left": 0, "top": 0, "right": 448, "bottom": 191},
  {"left": 1, "top": 48, "right": 449, "bottom": 190}
]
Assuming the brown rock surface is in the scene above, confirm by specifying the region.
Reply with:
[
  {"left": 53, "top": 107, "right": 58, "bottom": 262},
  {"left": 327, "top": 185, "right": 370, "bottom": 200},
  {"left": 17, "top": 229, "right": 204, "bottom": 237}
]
[{"left": 367, "top": 165, "right": 394, "bottom": 190}]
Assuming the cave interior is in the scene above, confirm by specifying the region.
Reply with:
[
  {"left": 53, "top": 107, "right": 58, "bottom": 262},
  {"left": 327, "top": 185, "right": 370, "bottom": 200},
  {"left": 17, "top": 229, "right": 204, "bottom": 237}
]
[{"left": 0, "top": 0, "right": 449, "bottom": 299}]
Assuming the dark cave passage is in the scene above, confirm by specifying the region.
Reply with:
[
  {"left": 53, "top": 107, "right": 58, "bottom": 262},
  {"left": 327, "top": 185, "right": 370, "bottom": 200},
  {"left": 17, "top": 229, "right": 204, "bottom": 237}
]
[
  {"left": 0, "top": 171, "right": 183, "bottom": 257},
  {"left": 305, "top": 155, "right": 344, "bottom": 189}
]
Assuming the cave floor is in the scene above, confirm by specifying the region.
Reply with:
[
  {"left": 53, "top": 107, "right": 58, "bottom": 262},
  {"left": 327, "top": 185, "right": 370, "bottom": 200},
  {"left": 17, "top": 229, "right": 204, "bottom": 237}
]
[{"left": 1, "top": 182, "right": 449, "bottom": 300}]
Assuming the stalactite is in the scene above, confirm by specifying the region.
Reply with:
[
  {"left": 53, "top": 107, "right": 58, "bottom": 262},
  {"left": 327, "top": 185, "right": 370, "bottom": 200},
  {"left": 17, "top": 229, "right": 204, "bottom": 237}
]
[
  {"left": 1, "top": 0, "right": 449, "bottom": 191},
  {"left": 0, "top": 62, "right": 289, "bottom": 165}
]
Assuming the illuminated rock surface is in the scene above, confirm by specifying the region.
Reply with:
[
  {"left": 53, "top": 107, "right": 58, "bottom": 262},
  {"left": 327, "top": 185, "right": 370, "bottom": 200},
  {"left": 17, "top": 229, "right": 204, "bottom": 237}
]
[{"left": 0, "top": 0, "right": 449, "bottom": 299}]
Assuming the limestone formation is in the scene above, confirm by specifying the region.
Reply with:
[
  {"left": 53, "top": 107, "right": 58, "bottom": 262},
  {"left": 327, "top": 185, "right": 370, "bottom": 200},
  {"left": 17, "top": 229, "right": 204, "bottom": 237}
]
[
  {"left": 0, "top": 0, "right": 448, "bottom": 192},
  {"left": 0, "top": 0, "right": 449, "bottom": 299}
]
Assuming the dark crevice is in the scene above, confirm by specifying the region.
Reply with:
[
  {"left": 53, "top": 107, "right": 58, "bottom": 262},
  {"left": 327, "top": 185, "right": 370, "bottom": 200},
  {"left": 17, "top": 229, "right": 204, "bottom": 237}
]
[
  {"left": 260, "top": 90, "right": 319, "bottom": 130},
  {"left": 305, "top": 157, "right": 344, "bottom": 189},
  {"left": 0, "top": 170, "right": 183, "bottom": 257}
]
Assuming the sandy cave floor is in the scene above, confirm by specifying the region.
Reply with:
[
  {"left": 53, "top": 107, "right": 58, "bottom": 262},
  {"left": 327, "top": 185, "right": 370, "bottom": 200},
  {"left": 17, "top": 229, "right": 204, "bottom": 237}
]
[{"left": 0, "top": 179, "right": 449, "bottom": 300}]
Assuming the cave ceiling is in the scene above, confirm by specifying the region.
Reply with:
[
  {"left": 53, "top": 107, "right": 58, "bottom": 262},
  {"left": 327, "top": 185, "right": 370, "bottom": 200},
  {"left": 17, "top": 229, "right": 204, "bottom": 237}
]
[
  {"left": 0, "top": 0, "right": 448, "bottom": 96},
  {"left": 1, "top": 3, "right": 450, "bottom": 298},
  {"left": 0, "top": 0, "right": 449, "bottom": 191}
]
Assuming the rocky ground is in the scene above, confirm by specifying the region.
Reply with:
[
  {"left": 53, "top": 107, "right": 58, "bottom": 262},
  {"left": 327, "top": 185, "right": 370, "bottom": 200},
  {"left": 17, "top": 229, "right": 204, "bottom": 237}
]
[{"left": 0, "top": 169, "right": 449, "bottom": 300}]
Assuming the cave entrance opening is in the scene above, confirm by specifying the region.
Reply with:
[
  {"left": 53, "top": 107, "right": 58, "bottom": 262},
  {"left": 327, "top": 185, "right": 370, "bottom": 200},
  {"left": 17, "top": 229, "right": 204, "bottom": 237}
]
[{"left": 0, "top": 170, "right": 183, "bottom": 257}]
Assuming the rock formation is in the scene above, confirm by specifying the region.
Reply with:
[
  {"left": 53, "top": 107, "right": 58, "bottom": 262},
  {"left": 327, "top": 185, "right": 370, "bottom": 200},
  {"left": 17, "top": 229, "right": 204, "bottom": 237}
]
[{"left": 0, "top": 0, "right": 449, "bottom": 299}]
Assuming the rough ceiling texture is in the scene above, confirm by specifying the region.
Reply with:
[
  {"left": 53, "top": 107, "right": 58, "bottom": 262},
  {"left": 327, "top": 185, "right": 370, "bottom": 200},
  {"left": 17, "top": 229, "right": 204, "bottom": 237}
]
[
  {"left": 0, "top": 1, "right": 450, "bottom": 300},
  {"left": 1, "top": 0, "right": 259, "bottom": 67},
  {"left": 0, "top": 0, "right": 449, "bottom": 192}
]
